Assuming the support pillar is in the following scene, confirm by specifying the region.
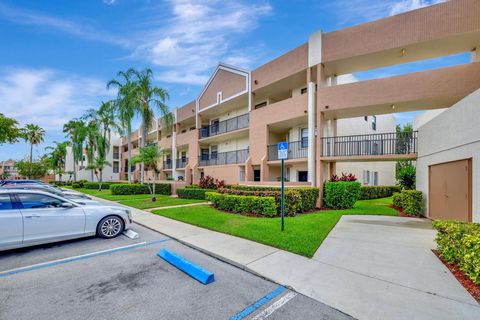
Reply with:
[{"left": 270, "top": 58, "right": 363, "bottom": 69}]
[{"left": 307, "top": 80, "right": 316, "bottom": 186}]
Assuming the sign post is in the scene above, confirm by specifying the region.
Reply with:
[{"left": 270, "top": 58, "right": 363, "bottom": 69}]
[{"left": 277, "top": 142, "right": 288, "bottom": 231}]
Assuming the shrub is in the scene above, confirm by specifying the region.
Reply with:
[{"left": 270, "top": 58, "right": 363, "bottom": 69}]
[
  {"left": 392, "top": 190, "right": 423, "bottom": 216},
  {"left": 359, "top": 186, "right": 401, "bottom": 200},
  {"left": 71, "top": 179, "right": 88, "bottom": 188},
  {"left": 218, "top": 187, "right": 319, "bottom": 215},
  {"left": 110, "top": 183, "right": 171, "bottom": 195},
  {"left": 177, "top": 188, "right": 215, "bottom": 200},
  {"left": 339, "top": 172, "right": 357, "bottom": 182},
  {"left": 199, "top": 175, "right": 225, "bottom": 189},
  {"left": 49, "top": 181, "right": 73, "bottom": 186},
  {"left": 83, "top": 182, "right": 113, "bottom": 190},
  {"left": 433, "top": 220, "right": 480, "bottom": 284},
  {"left": 324, "top": 181, "right": 361, "bottom": 209},
  {"left": 206, "top": 192, "right": 277, "bottom": 217},
  {"left": 397, "top": 164, "right": 416, "bottom": 190}
]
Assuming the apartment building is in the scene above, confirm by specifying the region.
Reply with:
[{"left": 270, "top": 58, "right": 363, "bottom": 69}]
[
  {"left": 61, "top": 133, "right": 122, "bottom": 182},
  {"left": 0, "top": 159, "right": 22, "bottom": 180},
  {"left": 122, "top": 0, "right": 480, "bottom": 220}
]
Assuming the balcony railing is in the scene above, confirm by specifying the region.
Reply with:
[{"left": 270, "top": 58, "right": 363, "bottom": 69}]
[
  {"left": 163, "top": 160, "right": 172, "bottom": 169},
  {"left": 267, "top": 140, "right": 309, "bottom": 161},
  {"left": 198, "top": 149, "right": 249, "bottom": 166},
  {"left": 124, "top": 165, "right": 136, "bottom": 173},
  {"left": 321, "top": 131, "right": 418, "bottom": 157},
  {"left": 113, "top": 152, "right": 120, "bottom": 160},
  {"left": 200, "top": 113, "right": 249, "bottom": 138},
  {"left": 176, "top": 158, "right": 188, "bottom": 168}
]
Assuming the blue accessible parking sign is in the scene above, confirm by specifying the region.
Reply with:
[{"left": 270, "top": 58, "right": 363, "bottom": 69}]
[{"left": 277, "top": 142, "right": 289, "bottom": 160}]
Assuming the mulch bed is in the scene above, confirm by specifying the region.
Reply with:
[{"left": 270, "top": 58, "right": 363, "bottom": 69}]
[
  {"left": 432, "top": 250, "right": 480, "bottom": 303},
  {"left": 389, "top": 205, "right": 426, "bottom": 218}
]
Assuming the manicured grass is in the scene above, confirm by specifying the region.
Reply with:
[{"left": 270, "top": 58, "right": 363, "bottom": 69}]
[
  {"left": 72, "top": 188, "right": 160, "bottom": 201},
  {"left": 153, "top": 197, "right": 397, "bottom": 257},
  {"left": 118, "top": 197, "right": 204, "bottom": 209}
]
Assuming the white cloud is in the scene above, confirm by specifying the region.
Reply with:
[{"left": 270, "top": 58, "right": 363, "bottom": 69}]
[
  {"left": 0, "top": 2, "right": 128, "bottom": 46},
  {"left": 389, "top": 0, "right": 446, "bottom": 15},
  {"left": 103, "top": 0, "right": 117, "bottom": 5},
  {"left": 133, "top": 0, "right": 272, "bottom": 84},
  {"left": 0, "top": 67, "right": 115, "bottom": 132}
]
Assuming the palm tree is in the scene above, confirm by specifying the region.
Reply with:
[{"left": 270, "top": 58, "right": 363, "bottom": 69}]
[
  {"left": 97, "top": 101, "right": 119, "bottom": 145},
  {"left": 127, "top": 68, "right": 173, "bottom": 183},
  {"left": 83, "top": 119, "right": 104, "bottom": 181},
  {"left": 22, "top": 124, "right": 45, "bottom": 163},
  {"left": 131, "top": 144, "right": 161, "bottom": 201},
  {"left": 63, "top": 119, "right": 87, "bottom": 182},
  {"left": 46, "top": 141, "right": 69, "bottom": 182},
  {"left": 87, "top": 156, "right": 111, "bottom": 190},
  {"left": 107, "top": 71, "right": 136, "bottom": 183}
]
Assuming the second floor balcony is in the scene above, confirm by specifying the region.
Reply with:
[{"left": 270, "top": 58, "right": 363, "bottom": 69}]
[
  {"left": 200, "top": 113, "right": 249, "bottom": 139},
  {"left": 321, "top": 131, "right": 418, "bottom": 159},
  {"left": 163, "top": 160, "right": 172, "bottom": 170},
  {"left": 198, "top": 149, "right": 249, "bottom": 167},
  {"left": 267, "top": 139, "right": 309, "bottom": 161},
  {"left": 176, "top": 158, "right": 188, "bottom": 169}
]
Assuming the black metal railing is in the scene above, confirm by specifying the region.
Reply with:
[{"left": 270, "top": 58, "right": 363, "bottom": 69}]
[
  {"left": 267, "top": 140, "right": 309, "bottom": 161},
  {"left": 163, "top": 160, "right": 172, "bottom": 169},
  {"left": 124, "top": 165, "right": 136, "bottom": 173},
  {"left": 321, "top": 131, "right": 418, "bottom": 157},
  {"left": 200, "top": 113, "right": 249, "bottom": 138},
  {"left": 176, "top": 158, "right": 188, "bottom": 168},
  {"left": 113, "top": 152, "right": 120, "bottom": 159},
  {"left": 198, "top": 149, "right": 249, "bottom": 166}
]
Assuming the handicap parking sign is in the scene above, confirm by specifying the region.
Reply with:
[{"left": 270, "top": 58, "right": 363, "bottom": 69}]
[{"left": 277, "top": 142, "right": 288, "bottom": 160}]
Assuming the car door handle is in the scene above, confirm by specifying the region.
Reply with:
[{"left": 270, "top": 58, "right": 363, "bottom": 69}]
[{"left": 25, "top": 215, "right": 41, "bottom": 218}]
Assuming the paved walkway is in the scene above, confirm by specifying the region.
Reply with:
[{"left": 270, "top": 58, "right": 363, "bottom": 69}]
[{"left": 93, "top": 196, "right": 480, "bottom": 319}]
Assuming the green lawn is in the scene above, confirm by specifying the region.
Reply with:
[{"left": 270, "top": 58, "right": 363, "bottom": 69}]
[
  {"left": 117, "top": 197, "right": 204, "bottom": 209},
  {"left": 153, "top": 197, "right": 397, "bottom": 257},
  {"left": 72, "top": 188, "right": 164, "bottom": 201}
]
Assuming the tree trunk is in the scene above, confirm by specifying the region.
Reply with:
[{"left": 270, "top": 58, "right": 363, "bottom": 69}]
[
  {"left": 127, "top": 130, "right": 132, "bottom": 183},
  {"left": 30, "top": 144, "right": 33, "bottom": 163},
  {"left": 73, "top": 157, "right": 77, "bottom": 182},
  {"left": 99, "top": 170, "right": 103, "bottom": 191}
]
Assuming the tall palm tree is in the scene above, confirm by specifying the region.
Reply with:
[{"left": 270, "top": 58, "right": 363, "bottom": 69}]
[
  {"left": 63, "top": 119, "right": 87, "bottom": 182},
  {"left": 127, "top": 68, "right": 173, "bottom": 183},
  {"left": 22, "top": 124, "right": 45, "bottom": 163},
  {"left": 107, "top": 71, "right": 136, "bottom": 183},
  {"left": 46, "top": 141, "right": 69, "bottom": 182},
  {"left": 97, "top": 101, "right": 119, "bottom": 145}
]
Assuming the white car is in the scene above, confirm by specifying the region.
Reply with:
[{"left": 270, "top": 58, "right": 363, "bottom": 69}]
[{"left": 0, "top": 190, "right": 132, "bottom": 251}]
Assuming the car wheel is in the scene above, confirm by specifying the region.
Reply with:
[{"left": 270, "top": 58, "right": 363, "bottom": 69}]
[{"left": 97, "top": 216, "right": 124, "bottom": 238}]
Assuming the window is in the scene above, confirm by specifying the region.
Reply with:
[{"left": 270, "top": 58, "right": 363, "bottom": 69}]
[
  {"left": 113, "top": 162, "right": 119, "bottom": 173},
  {"left": 0, "top": 194, "right": 12, "bottom": 210},
  {"left": 300, "top": 88, "right": 307, "bottom": 95},
  {"left": 18, "top": 194, "right": 64, "bottom": 209},
  {"left": 181, "top": 151, "right": 187, "bottom": 161},
  {"left": 372, "top": 115, "right": 377, "bottom": 131},
  {"left": 298, "top": 171, "right": 308, "bottom": 182},
  {"left": 363, "top": 170, "right": 370, "bottom": 185},
  {"left": 210, "top": 119, "right": 219, "bottom": 134},
  {"left": 373, "top": 172, "right": 379, "bottom": 186},
  {"left": 301, "top": 128, "right": 308, "bottom": 148},
  {"left": 254, "top": 101, "right": 267, "bottom": 109},
  {"left": 211, "top": 145, "right": 218, "bottom": 159},
  {"left": 201, "top": 149, "right": 209, "bottom": 160},
  {"left": 254, "top": 170, "right": 261, "bottom": 182},
  {"left": 364, "top": 116, "right": 368, "bottom": 121}
]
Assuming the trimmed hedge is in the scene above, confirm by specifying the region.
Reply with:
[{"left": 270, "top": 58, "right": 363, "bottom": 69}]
[
  {"left": 324, "top": 181, "right": 361, "bottom": 209},
  {"left": 433, "top": 220, "right": 480, "bottom": 284},
  {"left": 392, "top": 190, "right": 423, "bottom": 216},
  {"left": 218, "top": 187, "right": 319, "bottom": 215},
  {"left": 110, "top": 183, "right": 171, "bottom": 195},
  {"left": 359, "top": 186, "right": 401, "bottom": 200},
  {"left": 206, "top": 192, "right": 277, "bottom": 217},
  {"left": 177, "top": 188, "right": 215, "bottom": 200},
  {"left": 84, "top": 182, "right": 113, "bottom": 189},
  {"left": 49, "top": 181, "right": 73, "bottom": 186}
]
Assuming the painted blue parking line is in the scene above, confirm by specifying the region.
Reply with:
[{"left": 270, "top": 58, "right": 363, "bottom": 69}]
[
  {"left": 229, "top": 286, "right": 286, "bottom": 320},
  {"left": 0, "top": 238, "right": 171, "bottom": 278}
]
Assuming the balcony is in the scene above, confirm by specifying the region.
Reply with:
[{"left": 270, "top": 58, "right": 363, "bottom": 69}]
[
  {"left": 321, "top": 131, "right": 418, "bottom": 160},
  {"left": 200, "top": 113, "right": 249, "bottom": 139},
  {"left": 163, "top": 160, "right": 172, "bottom": 170},
  {"left": 198, "top": 149, "right": 249, "bottom": 167},
  {"left": 176, "top": 158, "right": 188, "bottom": 169},
  {"left": 267, "top": 140, "right": 308, "bottom": 161}
]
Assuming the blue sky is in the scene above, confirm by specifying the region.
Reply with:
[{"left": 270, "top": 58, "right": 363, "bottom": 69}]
[{"left": 0, "top": 0, "right": 467, "bottom": 160}]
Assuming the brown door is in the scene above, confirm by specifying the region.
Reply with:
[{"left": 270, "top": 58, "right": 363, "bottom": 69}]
[{"left": 429, "top": 159, "right": 472, "bottom": 222}]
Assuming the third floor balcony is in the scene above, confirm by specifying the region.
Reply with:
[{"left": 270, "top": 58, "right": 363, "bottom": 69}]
[{"left": 200, "top": 113, "right": 249, "bottom": 139}]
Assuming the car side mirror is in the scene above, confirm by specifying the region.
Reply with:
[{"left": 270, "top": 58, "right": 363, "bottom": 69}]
[{"left": 61, "top": 202, "right": 74, "bottom": 208}]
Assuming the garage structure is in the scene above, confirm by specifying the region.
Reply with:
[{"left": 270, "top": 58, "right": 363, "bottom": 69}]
[{"left": 428, "top": 159, "right": 472, "bottom": 222}]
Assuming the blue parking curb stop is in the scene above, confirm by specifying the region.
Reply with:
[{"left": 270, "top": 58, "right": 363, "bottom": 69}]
[{"left": 157, "top": 248, "right": 215, "bottom": 285}]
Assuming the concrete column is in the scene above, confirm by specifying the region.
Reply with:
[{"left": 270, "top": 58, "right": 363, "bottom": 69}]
[
  {"left": 307, "top": 81, "right": 316, "bottom": 186},
  {"left": 172, "top": 130, "right": 177, "bottom": 180}
]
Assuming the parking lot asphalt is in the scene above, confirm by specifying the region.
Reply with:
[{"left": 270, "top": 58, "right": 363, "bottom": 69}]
[{"left": 0, "top": 224, "right": 354, "bottom": 320}]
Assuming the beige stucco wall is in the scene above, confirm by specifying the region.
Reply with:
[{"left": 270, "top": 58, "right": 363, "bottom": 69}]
[
  {"left": 199, "top": 69, "right": 247, "bottom": 109},
  {"left": 204, "top": 164, "right": 242, "bottom": 184},
  {"left": 416, "top": 89, "right": 480, "bottom": 222}
]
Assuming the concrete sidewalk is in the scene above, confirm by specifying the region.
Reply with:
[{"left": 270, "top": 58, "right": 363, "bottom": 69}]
[{"left": 93, "top": 196, "right": 480, "bottom": 319}]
